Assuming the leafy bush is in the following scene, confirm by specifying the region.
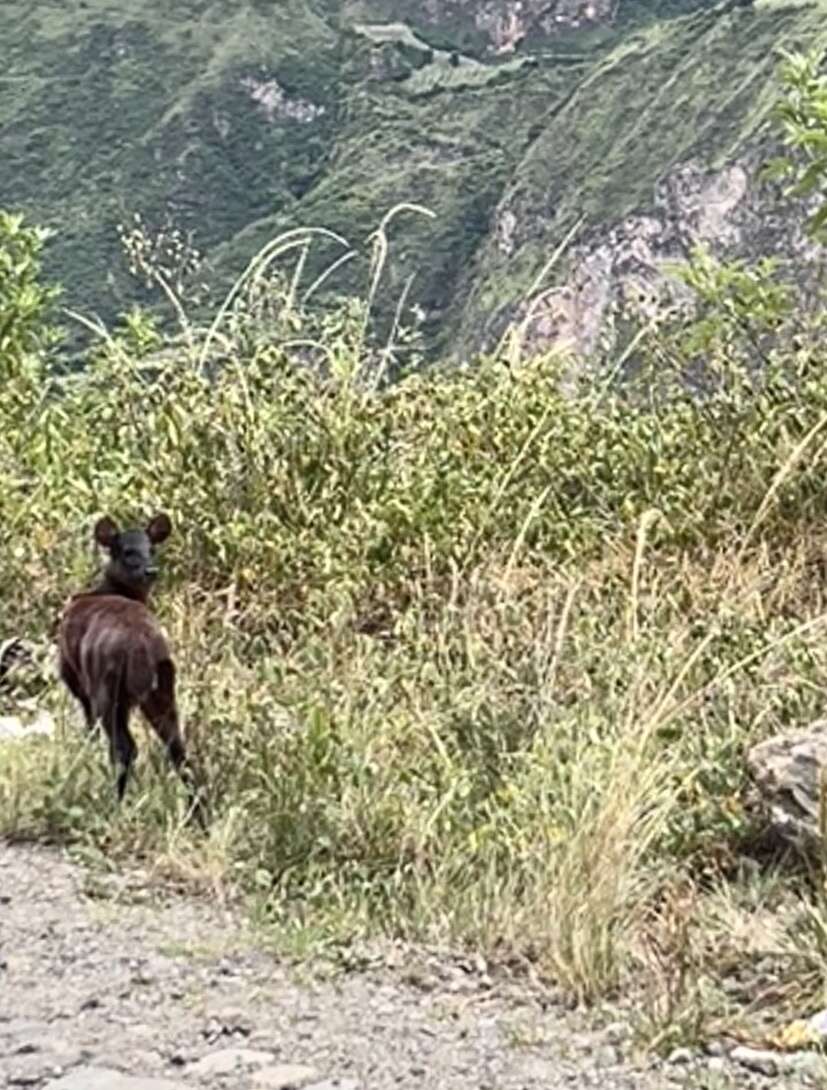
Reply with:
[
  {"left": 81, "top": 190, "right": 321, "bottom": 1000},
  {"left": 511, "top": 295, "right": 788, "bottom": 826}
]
[{"left": 766, "top": 45, "right": 827, "bottom": 240}]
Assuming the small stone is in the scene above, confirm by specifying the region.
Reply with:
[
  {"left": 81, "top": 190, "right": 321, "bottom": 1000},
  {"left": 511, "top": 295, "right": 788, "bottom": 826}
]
[
  {"left": 0, "top": 1021, "right": 50, "bottom": 1040},
  {"left": 13, "top": 1035, "right": 77, "bottom": 1059},
  {"left": 704, "top": 1040, "right": 726, "bottom": 1057},
  {"left": 604, "top": 1021, "right": 630, "bottom": 1044},
  {"left": 127, "top": 1026, "right": 158, "bottom": 1042},
  {"left": 785, "top": 1052, "right": 826, "bottom": 1078},
  {"left": 594, "top": 1045, "right": 619, "bottom": 1067},
  {"left": 45, "top": 1070, "right": 190, "bottom": 1090},
  {"left": 520, "top": 1058, "right": 560, "bottom": 1081},
  {"left": 253, "top": 1065, "right": 320, "bottom": 1089},
  {"left": 667, "top": 1048, "right": 693, "bottom": 1065},
  {"left": 731, "top": 1046, "right": 778, "bottom": 1076},
  {"left": 8, "top": 1049, "right": 82, "bottom": 1086},
  {"left": 707, "top": 1057, "right": 727, "bottom": 1074},
  {"left": 128, "top": 1050, "right": 164, "bottom": 1072},
  {"left": 188, "top": 1047, "right": 275, "bottom": 1076},
  {"left": 204, "top": 1005, "right": 253, "bottom": 1036},
  {"left": 304, "top": 1082, "right": 360, "bottom": 1090}
]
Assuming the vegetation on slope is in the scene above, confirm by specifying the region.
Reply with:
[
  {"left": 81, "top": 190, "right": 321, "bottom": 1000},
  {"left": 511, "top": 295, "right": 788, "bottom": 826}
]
[
  {"left": 4, "top": 0, "right": 827, "bottom": 360},
  {"left": 3, "top": 44, "right": 827, "bottom": 1052},
  {"left": 458, "top": 0, "right": 827, "bottom": 353}
]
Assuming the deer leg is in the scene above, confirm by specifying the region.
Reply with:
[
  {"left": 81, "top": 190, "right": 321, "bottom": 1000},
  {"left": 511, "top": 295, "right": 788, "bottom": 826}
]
[
  {"left": 140, "top": 660, "right": 206, "bottom": 828},
  {"left": 112, "top": 724, "right": 137, "bottom": 802},
  {"left": 59, "top": 659, "right": 95, "bottom": 731},
  {"left": 99, "top": 676, "right": 136, "bottom": 802}
]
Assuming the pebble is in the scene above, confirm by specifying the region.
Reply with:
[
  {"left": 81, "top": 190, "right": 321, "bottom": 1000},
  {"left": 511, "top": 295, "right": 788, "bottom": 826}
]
[
  {"left": 44, "top": 1070, "right": 190, "bottom": 1090},
  {"left": 667, "top": 1048, "right": 692, "bottom": 1065},
  {"left": 187, "top": 1046, "right": 275, "bottom": 1075},
  {"left": 594, "top": 1044, "right": 619, "bottom": 1067},
  {"left": 304, "top": 1082, "right": 361, "bottom": 1090},
  {"left": 0, "top": 1021, "right": 53, "bottom": 1040},
  {"left": 204, "top": 1005, "right": 254, "bottom": 1036},
  {"left": 731, "top": 1045, "right": 778, "bottom": 1076},
  {"left": 252, "top": 1064, "right": 321, "bottom": 1089},
  {"left": 19, "top": 1040, "right": 83, "bottom": 1066},
  {"left": 728, "top": 1044, "right": 827, "bottom": 1079},
  {"left": 603, "top": 1021, "right": 630, "bottom": 1044},
  {"left": 6, "top": 1050, "right": 83, "bottom": 1086}
]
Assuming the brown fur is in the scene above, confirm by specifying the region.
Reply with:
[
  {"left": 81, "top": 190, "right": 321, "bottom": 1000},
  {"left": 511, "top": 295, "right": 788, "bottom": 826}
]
[{"left": 57, "top": 513, "right": 205, "bottom": 826}]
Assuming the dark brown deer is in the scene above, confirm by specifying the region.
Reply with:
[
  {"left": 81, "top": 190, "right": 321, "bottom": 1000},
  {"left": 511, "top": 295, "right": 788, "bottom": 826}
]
[{"left": 57, "top": 513, "right": 205, "bottom": 826}]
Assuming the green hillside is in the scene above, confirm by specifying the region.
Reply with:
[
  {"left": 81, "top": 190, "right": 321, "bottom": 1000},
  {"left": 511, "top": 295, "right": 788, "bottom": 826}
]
[
  {"left": 456, "top": 0, "right": 827, "bottom": 351},
  {"left": 2, "top": 0, "right": 826, "bottom": 354}
]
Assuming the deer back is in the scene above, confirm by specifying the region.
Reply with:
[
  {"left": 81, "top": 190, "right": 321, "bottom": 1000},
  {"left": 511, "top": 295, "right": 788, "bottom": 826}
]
[{"left": 59, "top": 593, "right": 171, "bottom": 705}]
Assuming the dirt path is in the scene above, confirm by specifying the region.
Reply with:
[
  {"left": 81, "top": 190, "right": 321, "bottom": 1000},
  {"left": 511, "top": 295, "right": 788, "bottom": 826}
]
[{"left": 0, "top": 841, "right": 794, "bottom": 1090}]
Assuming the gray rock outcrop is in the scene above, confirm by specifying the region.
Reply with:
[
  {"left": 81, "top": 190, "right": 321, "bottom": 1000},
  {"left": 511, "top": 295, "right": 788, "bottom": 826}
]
[{"left": 746, "top": 720, "right": 827, "bottom": 854}]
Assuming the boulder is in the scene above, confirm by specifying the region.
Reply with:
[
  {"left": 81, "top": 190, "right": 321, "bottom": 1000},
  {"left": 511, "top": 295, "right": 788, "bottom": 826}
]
[{"left": 746, "top": 720, "right": 827, "bottom": 853}]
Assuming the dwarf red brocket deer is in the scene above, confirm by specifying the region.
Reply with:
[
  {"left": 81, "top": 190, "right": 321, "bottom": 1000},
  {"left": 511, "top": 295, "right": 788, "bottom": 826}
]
[{"left": 57, "top": 513, "right": 205, "bottom": 826}]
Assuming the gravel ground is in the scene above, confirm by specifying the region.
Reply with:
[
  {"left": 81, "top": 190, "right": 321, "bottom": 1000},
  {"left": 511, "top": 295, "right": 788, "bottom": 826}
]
[{"left": 0, "top": 841, "right": 822, "bottom": 1090}]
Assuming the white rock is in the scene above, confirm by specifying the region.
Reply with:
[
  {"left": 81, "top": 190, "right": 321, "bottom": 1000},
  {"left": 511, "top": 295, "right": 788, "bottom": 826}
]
[
  {"left": 603, "top": 1021, "right": 630, "bottom": 1044},
  {"left": 731, "top": 1046, "right": 777, "bottom": 1076},
  {"left": 304, "top": 1082, "right": 360, "bottom": 1090},
  {"left": 253, "top": 1065, "right": 320, "bottom": 1089},
  {"left": 188, "top": 1047, "right": 275, "bottom": 1076},
  {"left": 45, "top": 1069, "right": 189, "bottom": 1090},
  {"left": 0, "top": 709, "right": 54, "bottom": 741},
  {"left": 667, "top": 1047, "right": 692, "bottom": 1064}
]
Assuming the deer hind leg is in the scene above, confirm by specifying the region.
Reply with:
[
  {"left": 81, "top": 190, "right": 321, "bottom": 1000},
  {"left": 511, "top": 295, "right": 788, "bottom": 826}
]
[
  {"left": 59, "top": 658, "right": 95, "bottom": 731},
  {"left": 100, "top": 676, "right": 137, "bottom": 802},
  {"left": 140, "top": 659, "right": 206, "bottom": 828}
]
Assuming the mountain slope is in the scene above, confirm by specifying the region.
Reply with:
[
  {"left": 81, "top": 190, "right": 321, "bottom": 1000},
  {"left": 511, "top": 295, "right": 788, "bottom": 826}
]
[
  {"left": 455, "top": 0, "right": 827, "bottom": 356},
  {"left": 2, "top": 0, "right": 825, "bottom": 357}
]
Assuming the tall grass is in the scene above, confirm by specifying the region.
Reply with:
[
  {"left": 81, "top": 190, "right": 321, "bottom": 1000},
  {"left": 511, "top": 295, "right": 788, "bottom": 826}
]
[{"left": 3, "top": 209, "right": 827, "bottom": 1034}]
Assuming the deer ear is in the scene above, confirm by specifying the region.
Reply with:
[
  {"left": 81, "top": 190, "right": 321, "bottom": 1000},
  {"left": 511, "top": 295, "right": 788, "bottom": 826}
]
[
  {"left": 93, "top": 516, "right": 119, "bottom": 549},
  {"left": 146, "top": 512, "right": 172, "bottom": 544}
]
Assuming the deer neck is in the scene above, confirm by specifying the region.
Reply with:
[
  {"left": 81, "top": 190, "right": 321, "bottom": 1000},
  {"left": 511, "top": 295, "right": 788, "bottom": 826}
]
[{"left": 90, "top": 575, "right": 151, "bottom": 604}]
